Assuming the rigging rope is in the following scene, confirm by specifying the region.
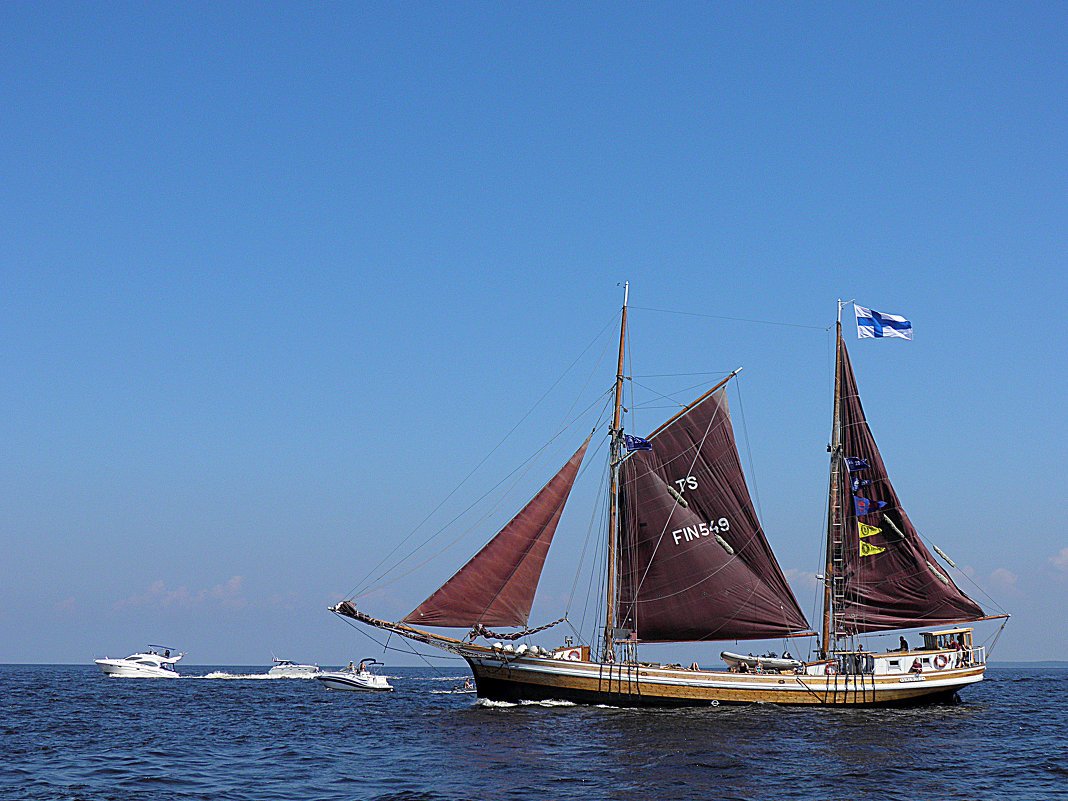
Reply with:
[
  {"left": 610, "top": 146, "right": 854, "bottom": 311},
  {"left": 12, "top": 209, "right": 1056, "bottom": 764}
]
[
  {"left": 734, "top": 374, "right": 763, "bottom": 520},
  {"left": 335, "top": 612, "right": 464, "bottom": 674},
  {"left": 630, "top": 305, "right": 825, "bottom": 331},
  {"left": 348, "top": 386, "right": 615, "bottom": 600},
  {"left": 347, "top": 311, "right": 619, "bottom": 600},
  {"left": 565, "top": 432, "right": 611, "bottom": 618},
  {"left": 469, "top": 617, "right": 567, "bottom": 642}
]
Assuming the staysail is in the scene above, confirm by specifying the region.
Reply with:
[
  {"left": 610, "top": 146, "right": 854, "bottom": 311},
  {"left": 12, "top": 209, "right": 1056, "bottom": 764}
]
[
  {"left": 617, "top": 387, "right": 809, "bottom": 641},
  {"left": 833, "top": 334, "right": 983, "bottom": 632},
  {"left": 402, "top": 436, "right": 591, "bottom": 628}
]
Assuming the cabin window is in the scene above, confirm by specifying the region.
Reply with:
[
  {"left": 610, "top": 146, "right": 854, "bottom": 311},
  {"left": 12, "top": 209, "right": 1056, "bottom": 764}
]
[{"left": 889, "top": 660, "right": 900, "bottom": 669}]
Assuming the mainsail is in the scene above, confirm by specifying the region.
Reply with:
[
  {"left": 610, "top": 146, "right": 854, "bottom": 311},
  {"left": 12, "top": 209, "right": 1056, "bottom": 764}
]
[
  {"left": 617, "top": 386, "right": 809, "bottom": 641},
  {"left": 402, "top": 436, "right": 591, "bottom": 628},
  {"left": 832, "top": 334, "right": 983, "bottom": 632}
]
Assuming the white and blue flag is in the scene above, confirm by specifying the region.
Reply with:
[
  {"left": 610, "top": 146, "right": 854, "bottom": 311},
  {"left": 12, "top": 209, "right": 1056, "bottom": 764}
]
[{"left": 855, "top": 305, "right": 913, "bottom": 340}]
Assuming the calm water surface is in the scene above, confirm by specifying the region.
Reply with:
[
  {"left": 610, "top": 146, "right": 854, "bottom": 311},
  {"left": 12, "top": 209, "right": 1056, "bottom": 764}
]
[{"left": 1, "top": 664, "right": 1064, "bottom": 800}]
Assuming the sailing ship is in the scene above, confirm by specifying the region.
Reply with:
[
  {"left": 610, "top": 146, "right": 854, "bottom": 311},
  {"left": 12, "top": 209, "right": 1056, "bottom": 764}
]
[{"left": 333, "top": 290, "right": 1007, "bottom": 706}]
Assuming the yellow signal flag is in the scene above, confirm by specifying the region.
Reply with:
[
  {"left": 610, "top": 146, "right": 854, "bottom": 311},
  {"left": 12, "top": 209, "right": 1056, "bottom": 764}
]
[
  {"left": 858, "top": 522, "right": 882, "bottom": 539},
  {"left": 859, "top": 540, "right": 886, "bottom": 557}
]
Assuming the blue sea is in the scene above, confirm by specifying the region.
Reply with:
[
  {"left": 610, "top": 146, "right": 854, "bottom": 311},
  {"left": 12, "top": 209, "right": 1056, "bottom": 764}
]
[{"left": 2, "top": 664, "right": 1065, "bottom": 800}]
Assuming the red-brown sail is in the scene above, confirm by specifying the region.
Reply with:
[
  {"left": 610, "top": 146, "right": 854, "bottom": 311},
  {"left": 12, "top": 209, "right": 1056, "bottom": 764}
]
[
  {"left": 618, "top": 387, "right": 809, "bottom": 641},
  {"left": 833, "top": 334, "right": 983, "bottom": 633},
  {"left": 402, "top": 436, "right": 591, "bottom": 628}
]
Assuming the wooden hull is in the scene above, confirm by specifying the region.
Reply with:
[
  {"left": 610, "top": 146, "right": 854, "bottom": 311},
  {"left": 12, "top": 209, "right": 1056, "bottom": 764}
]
[
  {"left": 333, "top": 607, "right": 988, "bottom": 708},
  {"left": 460, "top": 647, "right": 984, "bottom": 708}
]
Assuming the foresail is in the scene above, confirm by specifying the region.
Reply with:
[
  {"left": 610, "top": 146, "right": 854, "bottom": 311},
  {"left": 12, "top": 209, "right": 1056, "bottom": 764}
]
[
  {"left": 834, "top": 336, "right": 983, "bottom": 632},
  {"left": 402, "top": 435, "right": 591, "bottom": 629},
  {"left": 618, "top": 388, "right": 809, "bottom": 641}
]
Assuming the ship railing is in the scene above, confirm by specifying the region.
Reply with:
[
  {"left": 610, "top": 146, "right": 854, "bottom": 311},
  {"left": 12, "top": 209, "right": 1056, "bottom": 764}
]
[
  {"left": 947, "top": 645, "right": 985, "bottom": 667},
  {"left": 835, "top": 652, "right": 875, "bottom": 675}
]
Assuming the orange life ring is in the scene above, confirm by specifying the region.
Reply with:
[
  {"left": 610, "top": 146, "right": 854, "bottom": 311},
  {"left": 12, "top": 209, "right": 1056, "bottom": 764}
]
[
  {"left": 934, "top": 654, "right": 948, "bottom": 669},
  {"left": 824, "top": 663, "right": 838, "bottom": 675}
]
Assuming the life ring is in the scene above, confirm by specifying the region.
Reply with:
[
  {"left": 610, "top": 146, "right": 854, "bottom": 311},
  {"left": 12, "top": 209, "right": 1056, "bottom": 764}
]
[
  {"left": 934, "top": 654, "right": 948, "bottom": 669},
  {"left": 824, "top": 663, "right": 838, "bottom": 675},
  {"left": 566, "top": 650, "right": 581, "bottom": 661}
]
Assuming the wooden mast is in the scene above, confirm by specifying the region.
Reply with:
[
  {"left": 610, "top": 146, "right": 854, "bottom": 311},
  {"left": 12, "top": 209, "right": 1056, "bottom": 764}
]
[
  {"left": 821, "top": 302, "right": 844, "bottom": 657},
  {"left": 603, "top": 281, "right": 629, "bottom": 661}
]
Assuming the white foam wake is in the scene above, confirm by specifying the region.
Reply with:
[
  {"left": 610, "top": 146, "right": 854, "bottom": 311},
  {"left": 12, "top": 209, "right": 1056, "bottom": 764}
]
[{"left": 475, "top": 698, "right": 576, "bottom": 708}]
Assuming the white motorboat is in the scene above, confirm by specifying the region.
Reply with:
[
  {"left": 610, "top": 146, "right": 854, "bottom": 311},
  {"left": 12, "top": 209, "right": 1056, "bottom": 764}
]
[
  {"left": 95, "top": 646, "right": 184, "bottom": 678},
  {"left": 315, "top": 659, "right": 393, "bottom": 692},
  {"left": 267, "top": 658, "right": 321, "bottom": 678},
  {"left": 720, "top": 650, "right": 803, "bottom": 672}
]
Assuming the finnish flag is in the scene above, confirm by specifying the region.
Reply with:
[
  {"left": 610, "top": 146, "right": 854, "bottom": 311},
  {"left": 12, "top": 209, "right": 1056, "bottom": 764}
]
[{"left": 855, "top": 305, "right": 913, "bottom": 340}]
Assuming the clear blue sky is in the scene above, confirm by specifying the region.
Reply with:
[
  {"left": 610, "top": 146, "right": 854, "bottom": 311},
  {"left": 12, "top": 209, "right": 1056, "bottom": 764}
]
[{"left": 2, "top": 3, "right": 1064, "bottom": 665}]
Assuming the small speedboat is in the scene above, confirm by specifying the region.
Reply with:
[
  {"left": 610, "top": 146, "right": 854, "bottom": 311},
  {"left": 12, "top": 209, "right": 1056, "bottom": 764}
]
[
  {"left": 267, "top": 658, "right": 321, "bottom": 678},
  {"left": 720, "top": 650, "right": 802, "bottom": 672},
  {"left": 95, "top": 646, "right": 184, "bottom": 678},
  {"left": 315, "top": 659, "right": 393, "bottom": 692}
]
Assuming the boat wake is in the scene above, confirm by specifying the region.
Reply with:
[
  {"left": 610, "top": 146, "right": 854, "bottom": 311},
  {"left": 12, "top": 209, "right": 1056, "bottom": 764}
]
[
  {"left": 475, "top": 698, "right": 577, "bottom": 709},
  {"left": 198, "top": 671, "right": 316, "bottom": 680}
]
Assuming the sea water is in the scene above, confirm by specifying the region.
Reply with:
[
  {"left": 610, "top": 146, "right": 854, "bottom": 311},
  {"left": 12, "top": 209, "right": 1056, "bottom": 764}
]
[{"left": 1, "top": 664, "right": 1064, "bottom": 800}]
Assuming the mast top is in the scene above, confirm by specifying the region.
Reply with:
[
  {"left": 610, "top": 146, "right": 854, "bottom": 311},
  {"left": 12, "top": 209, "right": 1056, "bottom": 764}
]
[{"left": 837, "top": 298, "right": 855, "bottom": 325}]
